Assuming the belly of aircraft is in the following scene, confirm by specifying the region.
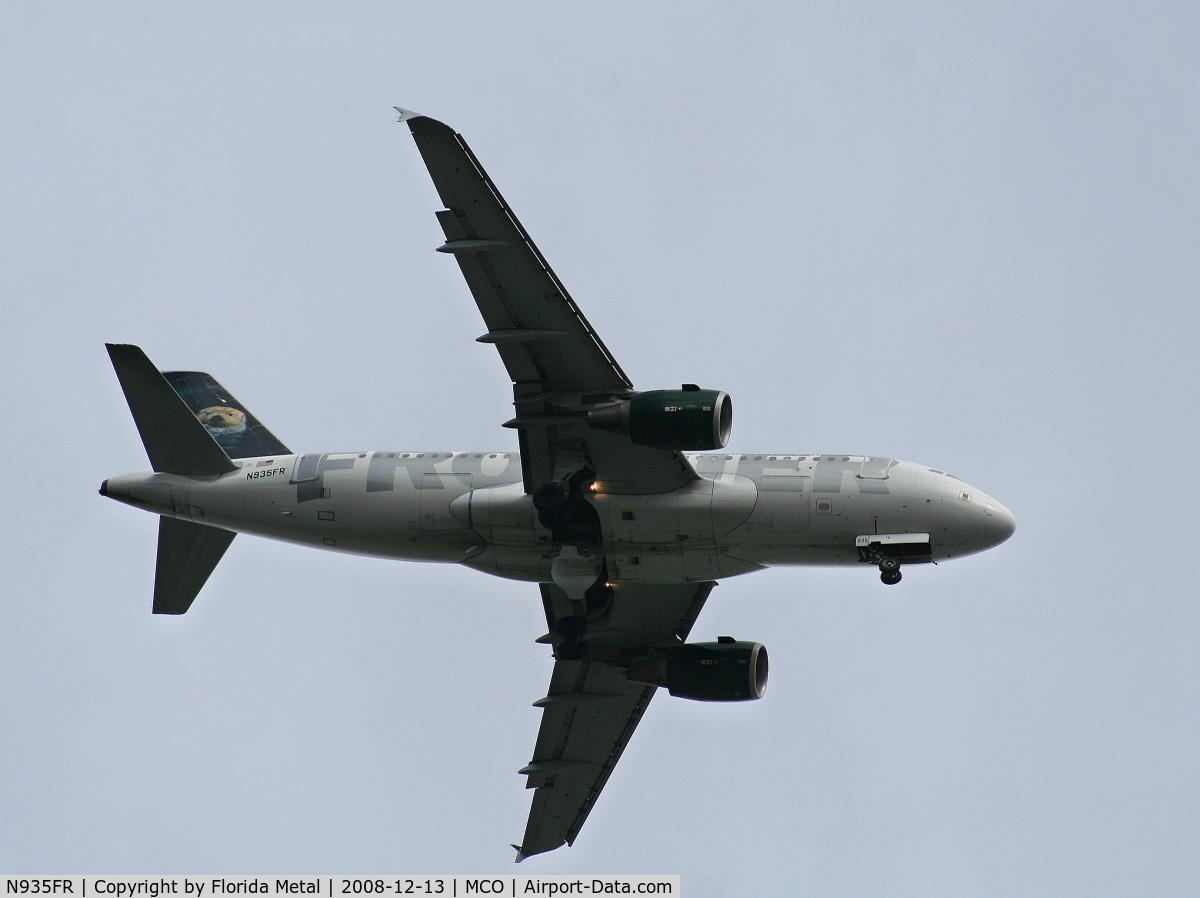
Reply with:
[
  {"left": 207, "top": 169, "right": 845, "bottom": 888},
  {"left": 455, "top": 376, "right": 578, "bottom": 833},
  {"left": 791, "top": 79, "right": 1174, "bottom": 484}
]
[{"left": 109, "top": 450, "right": 989, "bottom": 583}]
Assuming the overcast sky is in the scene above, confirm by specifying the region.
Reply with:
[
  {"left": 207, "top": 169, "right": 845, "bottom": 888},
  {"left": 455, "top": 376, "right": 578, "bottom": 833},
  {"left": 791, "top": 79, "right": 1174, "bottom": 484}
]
[{"left": 3, "top": 3, "right": 1199, "bottom": 895}]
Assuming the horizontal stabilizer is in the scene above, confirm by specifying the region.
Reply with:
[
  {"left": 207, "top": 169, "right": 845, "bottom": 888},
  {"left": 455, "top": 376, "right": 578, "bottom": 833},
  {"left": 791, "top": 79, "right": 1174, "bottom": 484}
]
[
  {"left": 106, "top": 344, "right": 238, "bottom": 476},
  {"left": 154, "top": 517, "right": 236, "bottom": 614}
]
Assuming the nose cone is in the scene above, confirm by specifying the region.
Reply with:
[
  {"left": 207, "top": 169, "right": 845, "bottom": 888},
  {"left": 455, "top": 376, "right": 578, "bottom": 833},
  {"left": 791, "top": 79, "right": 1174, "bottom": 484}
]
[
  {"left": 985, "top": 497, "right": 1016, "bottom": 547},
  {"left": 912, "top": 465, "right": 1014, "bottom": 560}
]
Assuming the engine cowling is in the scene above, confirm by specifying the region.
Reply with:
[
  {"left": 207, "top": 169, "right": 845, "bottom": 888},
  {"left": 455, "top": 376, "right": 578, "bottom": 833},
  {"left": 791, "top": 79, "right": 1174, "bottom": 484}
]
[
  {"left": 588, "top": 387, "right": 732, "bottom": 451},
  {"left": 626, "top": 638, "right": 767, "bottom": 701}
]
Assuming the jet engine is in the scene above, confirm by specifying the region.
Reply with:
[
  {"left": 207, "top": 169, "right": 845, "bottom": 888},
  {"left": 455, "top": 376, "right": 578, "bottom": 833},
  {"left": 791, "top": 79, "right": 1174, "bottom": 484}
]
[
  {"left": 626, "top": 637, "right": 767, "bottom": 701},
  {"left": 588, "top": 386, "right": 732, "bottom": 451}
]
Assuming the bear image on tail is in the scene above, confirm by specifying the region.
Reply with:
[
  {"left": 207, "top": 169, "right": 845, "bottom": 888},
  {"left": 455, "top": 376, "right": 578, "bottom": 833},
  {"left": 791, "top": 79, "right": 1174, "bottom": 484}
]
[{"left": 197, "top": 405, "right": 248, "bottom": 440}]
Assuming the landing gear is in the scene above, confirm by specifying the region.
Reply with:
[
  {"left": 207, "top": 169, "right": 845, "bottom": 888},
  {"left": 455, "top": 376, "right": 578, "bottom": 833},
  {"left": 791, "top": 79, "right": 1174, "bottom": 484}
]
[
  {"left": 858, "top": 535, "right": 930, "bottom": 584},
  {"left": 556, "top": 642, "right": 586, "bottom": 661},
  {"left": 877, "top": 555, "right": 902, "bottom": 585},
  {"left": 554, "top": 615, "right": 588, "bottom": 661},
  {"left": 539, "top": 467, "right": 608, "bottom": 662},
  {"left": 532, "top": 483, "right": 568, "bottom": 530},
  {"left": 533, "top": 470, "right": 602, "bottom": 551},
  {"left": 584, "top": 578, "right": 614, "bottom": 613},
  {"left": 554, "top": 615, "right": 587, "bottom": 639}
]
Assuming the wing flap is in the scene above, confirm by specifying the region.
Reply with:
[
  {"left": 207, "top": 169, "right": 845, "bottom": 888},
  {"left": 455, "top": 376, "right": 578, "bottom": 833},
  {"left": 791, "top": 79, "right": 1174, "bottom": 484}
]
[
  {"left": 401, "top": 111, "right": 698, "bottom": 496},
  {"left": 587, "top": 581, "right": 715, "bottom": 648},
  {"left": 518, "top": 660, "right": 654, "bottom": 859},
  {"left": 407, "top": 115, "right": 630, "bottom": 395},
  {"left": 516, "top": 581, "right": 716, "bottom": 859}
]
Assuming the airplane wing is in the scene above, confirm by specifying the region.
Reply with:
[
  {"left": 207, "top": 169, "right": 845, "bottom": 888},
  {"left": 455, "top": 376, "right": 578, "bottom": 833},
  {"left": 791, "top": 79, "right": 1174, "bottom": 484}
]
[
  {"left": 397, "top": 109, "right": 697, "bottom": 496},
  {"left": 517, "top": 580, "right": 715, "bottom": 859},
  {"left": 398, "top": 109, "right": 715, "bottom": 859}
]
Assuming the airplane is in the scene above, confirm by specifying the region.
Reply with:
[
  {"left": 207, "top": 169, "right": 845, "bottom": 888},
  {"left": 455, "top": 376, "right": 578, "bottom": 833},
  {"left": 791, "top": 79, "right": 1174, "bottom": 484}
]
[{"left": 100, "top": 108, "right": 1016, "bottom": 861}]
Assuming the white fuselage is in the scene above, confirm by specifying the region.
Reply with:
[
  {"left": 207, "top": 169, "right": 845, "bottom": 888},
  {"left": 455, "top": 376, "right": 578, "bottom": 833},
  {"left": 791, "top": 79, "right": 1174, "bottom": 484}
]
[{"left": 102, "top": 450, "right": 1015, "bottom": 585}]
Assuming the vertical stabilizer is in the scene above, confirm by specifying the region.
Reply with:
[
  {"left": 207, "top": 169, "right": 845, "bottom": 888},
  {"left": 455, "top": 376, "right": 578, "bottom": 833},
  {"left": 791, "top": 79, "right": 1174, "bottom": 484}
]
[
  {"left": 160, "top": 370, "right": 291, "bottom": 460},
  {"left": 106, "top": 344, "right": 238, "bottom": 476},
  {"left": 154, "top": 517, "right": 236, "bottom": 614}
]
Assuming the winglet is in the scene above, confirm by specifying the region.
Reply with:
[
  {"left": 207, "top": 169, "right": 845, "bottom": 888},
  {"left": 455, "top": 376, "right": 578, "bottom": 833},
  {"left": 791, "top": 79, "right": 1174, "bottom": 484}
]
[
  {"left": 394, "top": 106, "right": 424, "bottom": 123},
  {"left": 511, "top": 844, "right": 527, "bottom": 863}
]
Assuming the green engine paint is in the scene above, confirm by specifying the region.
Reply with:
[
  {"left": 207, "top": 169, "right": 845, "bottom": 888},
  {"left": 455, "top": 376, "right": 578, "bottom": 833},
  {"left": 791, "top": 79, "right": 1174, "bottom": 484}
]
[{"left": 626, "top": 389, "right": 732, "bottom": 451}]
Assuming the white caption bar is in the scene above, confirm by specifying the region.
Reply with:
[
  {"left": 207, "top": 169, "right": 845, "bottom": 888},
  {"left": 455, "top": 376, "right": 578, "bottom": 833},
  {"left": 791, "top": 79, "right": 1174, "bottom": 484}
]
[{"left": 1, "top": 878, "right": 680, "bottom": 898}]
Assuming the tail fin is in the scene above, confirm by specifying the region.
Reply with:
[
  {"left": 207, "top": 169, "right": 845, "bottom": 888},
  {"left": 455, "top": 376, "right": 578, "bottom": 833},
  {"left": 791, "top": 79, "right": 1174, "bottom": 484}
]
[
  {"left": 154, "top": 517, "right": 236, "bottom": 614},
  {"left": 107, "top": 344, "right": 292, "bottom": 470},
  {"left": 106, "top": 343, "right": 238, "bottom": 476},
  {"left": 160, "top": 369, "right": 291, "bottom": 460}
]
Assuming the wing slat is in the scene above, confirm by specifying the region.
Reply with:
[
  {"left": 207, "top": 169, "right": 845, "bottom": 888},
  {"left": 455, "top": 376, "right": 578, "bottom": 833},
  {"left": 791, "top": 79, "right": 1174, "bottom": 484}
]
[
  {"left": 398, "top": 110, "right": 720, "bottom": 859},
  {"left": 401, "top": 112, "right": 698, "bottom": 496},
  {"left": 516, "top": 581, "right": 717, "bottom": 859},
  {"left": 407, "top": 115, "right": 631, "bottom": 395}
]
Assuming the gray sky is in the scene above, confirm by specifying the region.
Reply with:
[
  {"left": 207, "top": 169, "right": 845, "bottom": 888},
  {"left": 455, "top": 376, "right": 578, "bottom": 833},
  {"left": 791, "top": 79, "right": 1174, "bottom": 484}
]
[{"left": 3, "top": 2, "right": 1199, "bottom": 894}]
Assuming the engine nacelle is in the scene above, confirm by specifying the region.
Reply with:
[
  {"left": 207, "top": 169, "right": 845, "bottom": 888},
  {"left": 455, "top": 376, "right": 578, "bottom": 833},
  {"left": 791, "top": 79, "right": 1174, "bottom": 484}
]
[
  {"left": 626, "top": 638, "right": 767, "bottom": 701},
  {"left": 588, "top": 386, "right": 732, "bottom": 451}
]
